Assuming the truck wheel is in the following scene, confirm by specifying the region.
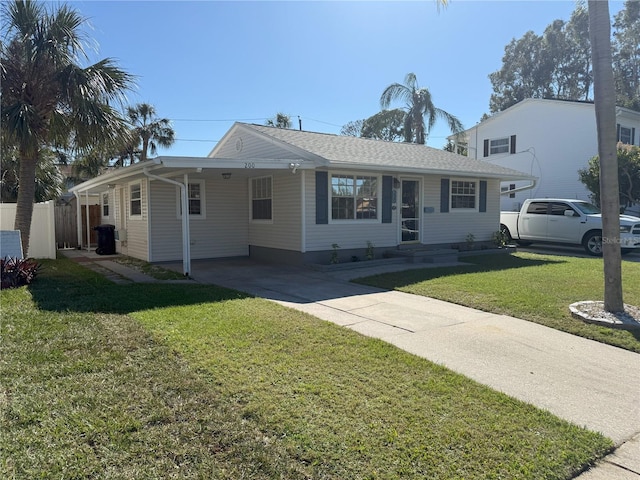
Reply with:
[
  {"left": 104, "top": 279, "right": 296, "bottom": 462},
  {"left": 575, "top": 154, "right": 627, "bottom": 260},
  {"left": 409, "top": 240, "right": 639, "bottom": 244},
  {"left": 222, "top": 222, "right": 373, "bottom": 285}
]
[
  {"left": 583, "top": 231, "right": 603, "bottom": 256},
  {"left": 500, "top": 224, "right": 512, "bottom": 243}
]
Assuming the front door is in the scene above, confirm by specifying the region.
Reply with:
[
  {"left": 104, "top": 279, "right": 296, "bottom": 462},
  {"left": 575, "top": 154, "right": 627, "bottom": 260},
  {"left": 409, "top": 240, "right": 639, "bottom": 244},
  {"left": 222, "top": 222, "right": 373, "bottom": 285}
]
[{"left": 400, "top": 179, "right": 420, "bottom": 243}]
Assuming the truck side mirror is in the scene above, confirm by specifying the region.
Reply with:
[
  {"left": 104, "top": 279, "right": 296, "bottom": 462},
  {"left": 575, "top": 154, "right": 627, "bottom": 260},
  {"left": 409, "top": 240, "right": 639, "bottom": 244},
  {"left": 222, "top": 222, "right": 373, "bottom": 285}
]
[{"left": 564, "top": 209, "right": 577, "bottom": 217}]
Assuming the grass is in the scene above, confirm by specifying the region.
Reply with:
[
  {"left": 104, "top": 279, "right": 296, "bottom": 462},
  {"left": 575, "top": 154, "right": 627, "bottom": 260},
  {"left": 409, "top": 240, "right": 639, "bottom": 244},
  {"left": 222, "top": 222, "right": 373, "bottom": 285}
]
[
  {"left": 0, "top": 257, "right": 614, "bottom": 479},
  {"left": 355, "top": 252, "right": 640, "bottom": 352}
]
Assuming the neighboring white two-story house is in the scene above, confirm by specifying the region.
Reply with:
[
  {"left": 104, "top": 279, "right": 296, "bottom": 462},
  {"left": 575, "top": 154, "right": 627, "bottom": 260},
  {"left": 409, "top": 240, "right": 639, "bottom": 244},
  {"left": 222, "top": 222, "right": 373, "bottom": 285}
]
[{"left": 453, "top": 98, "right": 640, "bottom": 214}]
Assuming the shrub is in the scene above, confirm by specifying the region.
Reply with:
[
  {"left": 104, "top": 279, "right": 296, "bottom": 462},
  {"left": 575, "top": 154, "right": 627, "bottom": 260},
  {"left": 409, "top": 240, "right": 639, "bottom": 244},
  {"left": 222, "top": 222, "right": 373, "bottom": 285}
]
[{"left": 0, "top": 257, "right": 42, "bottom": 289}]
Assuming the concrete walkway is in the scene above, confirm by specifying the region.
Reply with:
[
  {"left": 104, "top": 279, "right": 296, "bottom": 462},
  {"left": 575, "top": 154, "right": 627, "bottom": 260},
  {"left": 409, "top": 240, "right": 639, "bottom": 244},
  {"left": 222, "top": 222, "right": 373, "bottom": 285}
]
[{"left": 63, "top": 251, "right": 640, "bottom": 478}]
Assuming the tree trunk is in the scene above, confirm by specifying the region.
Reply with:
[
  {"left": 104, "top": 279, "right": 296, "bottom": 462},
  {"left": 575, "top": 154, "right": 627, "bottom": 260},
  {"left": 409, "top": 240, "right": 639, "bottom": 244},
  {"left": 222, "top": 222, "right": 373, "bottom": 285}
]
[
  {"left": 13, "top": 149, "right": 38, "bottom": 257},
  {"left": 588, "top": 0, "right": 624, "bottom": 312}
]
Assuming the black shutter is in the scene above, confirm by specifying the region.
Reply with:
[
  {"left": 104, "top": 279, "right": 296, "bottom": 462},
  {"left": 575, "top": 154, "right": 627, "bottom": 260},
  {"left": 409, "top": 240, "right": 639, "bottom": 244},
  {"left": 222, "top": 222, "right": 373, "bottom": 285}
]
[
  {"left": 479, "top": 180, "right": 487, "bottom": 212},
  {"left": 632, "top": 128, "right": 636, "bottom": 145},
  {"left": 617, "top": 124, "right": 621, "bottom": 142},
  {"left": 440, "top": 178, "right": 450, "bottom": 213},
  {"left": 483, "top": 139, "right": 489, "bottom": 157},
  {"left": 315, "top": 171, "right": 328, "bottom": 224},
  {"left": 510, "top": 135, "right": 516, "bottom": 154},
  {"left": 382, "top": 175, "right": 392, "bottom": 223}
]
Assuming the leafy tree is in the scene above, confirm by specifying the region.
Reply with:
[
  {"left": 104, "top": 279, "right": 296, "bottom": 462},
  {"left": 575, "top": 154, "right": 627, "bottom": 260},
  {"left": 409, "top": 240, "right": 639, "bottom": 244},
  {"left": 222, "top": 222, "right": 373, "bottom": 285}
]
[
  {"left": 361, "top": 109, "right": 406, "bottom": 142},
  {"left": 1, "top": 0, "right": 133, "bottom": 255},
  {"left": 579, "top": 144, "right": 640, "bottom": 212},
  {"left": 612, "top": 0, "right": 640, "bottom": 110},
  {"left": 340, "top": 119, "right": 364, "bottom": 137},
  {"left": 489, "top": 9, "right": 592, "bottom": 113},
  {"left": 588, "top": 0, "right": 623, "bottom": 312},
  {"left": 265, "top": 112, "right": 292, "bottom": 129},
  {"left": 489, "top": 2, "right": 639, "bottom": 114},
  {"left": 380, "top": 72, "right": 463, "bottom": 144},
  {"left": 127, "top": 103, "right": 175, "bottom": 163},
  {"left": 0, "top": 145, "right": 63, "bottom": 203}
]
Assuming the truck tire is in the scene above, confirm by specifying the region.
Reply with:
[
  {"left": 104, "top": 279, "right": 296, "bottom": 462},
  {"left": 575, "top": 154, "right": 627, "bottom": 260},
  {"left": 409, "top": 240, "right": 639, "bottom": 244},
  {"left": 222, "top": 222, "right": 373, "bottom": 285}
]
[
  {"left": 500, "top": 224, "right": 512, "bottom": 243},
  {"left": 583, "top": 231, "right": 603, "bottom": 256}
]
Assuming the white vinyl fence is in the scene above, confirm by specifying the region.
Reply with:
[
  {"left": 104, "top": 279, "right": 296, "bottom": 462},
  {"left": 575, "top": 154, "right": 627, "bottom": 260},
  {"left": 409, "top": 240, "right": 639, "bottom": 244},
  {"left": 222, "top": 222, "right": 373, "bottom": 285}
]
[{"left": 0, "top": 201, "right": 57, "bottom": 259}]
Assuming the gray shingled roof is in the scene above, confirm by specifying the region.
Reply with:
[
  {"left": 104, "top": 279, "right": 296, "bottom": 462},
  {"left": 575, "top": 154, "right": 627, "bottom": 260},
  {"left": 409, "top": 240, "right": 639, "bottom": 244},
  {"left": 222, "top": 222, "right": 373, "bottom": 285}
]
[{"left": 243, "top": 123, "right": 533, "bottom": 180}]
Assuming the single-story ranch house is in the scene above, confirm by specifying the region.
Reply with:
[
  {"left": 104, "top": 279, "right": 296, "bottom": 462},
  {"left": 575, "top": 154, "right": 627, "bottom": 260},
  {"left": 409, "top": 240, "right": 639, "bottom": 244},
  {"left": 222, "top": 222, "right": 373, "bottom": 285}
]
[{"left": 70, "top": 122, "right": 535, "bottom": 274}]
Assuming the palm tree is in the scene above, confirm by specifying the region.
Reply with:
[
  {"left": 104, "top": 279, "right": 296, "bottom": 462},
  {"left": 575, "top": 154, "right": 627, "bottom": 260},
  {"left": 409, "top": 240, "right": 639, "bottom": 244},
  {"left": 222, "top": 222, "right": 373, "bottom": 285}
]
[
  {"left": 588, "top": 0, "right": 624, "bottom": 312},
  {"left": 380, "top": 72, "right": 463, "bottom": 145},
  {"left": 1, "top": 0, "right": 133, "bottom": 255},
  {"left": 126, "top": 103, "right": 175, "bottom": 163}
]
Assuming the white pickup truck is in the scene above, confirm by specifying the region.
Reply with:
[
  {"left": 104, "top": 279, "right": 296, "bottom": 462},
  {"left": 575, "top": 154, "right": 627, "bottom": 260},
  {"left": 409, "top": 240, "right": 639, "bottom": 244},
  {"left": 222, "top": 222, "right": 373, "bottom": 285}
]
[{"left": 500, "top": 199, "right": 640, "bottom": 256}]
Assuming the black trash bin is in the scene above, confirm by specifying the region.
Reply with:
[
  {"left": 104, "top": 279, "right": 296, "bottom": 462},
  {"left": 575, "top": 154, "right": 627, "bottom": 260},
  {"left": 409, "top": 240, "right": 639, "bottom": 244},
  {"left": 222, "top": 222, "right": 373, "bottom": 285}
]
[{"left": 93, "top": 224, "right": 116, "bottom": 255}]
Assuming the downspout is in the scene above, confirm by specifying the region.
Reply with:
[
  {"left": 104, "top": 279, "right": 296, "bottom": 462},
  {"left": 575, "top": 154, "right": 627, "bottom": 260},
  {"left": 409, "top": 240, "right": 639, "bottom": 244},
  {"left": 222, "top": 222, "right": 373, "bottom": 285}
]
[
  {"left": 499, "top": 179, "right": 538, "bottom": 196},
  {"left": 142, "top": 168, "right": 191, "bottom": 276}
]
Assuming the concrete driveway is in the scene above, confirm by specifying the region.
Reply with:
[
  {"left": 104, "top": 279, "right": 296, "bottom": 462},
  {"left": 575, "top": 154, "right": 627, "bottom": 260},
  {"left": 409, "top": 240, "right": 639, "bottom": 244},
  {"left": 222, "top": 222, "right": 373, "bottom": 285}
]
[{"left": 164, "top": 257, "right": 640, "bottom": 479}]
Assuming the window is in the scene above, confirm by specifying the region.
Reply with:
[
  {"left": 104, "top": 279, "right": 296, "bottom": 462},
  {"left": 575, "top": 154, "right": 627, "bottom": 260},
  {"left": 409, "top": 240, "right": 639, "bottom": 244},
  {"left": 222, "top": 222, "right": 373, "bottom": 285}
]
[
  {"left": 618, "top": 125, "right": 633, "bottom": 145},
  {"left": 500, "top": 183, "right": 516, "bottom": 199},
  {"left": 526, "top": 201, "right": 549, "bottom": 215},
  {"left": 176, "top": 180, "right": 205, "bottom": 218},
  {"left": 251, "top": 176, "right": 272, "bottom": 221},
  {"left": 331, "top": 174, "right": 378, "bottom": 220},
  {"left": 188, "top": 183, "right": 202, "bottom": 215},
  {"left": 550, "top": 202, "right": 574, "bottom": 216},
  {"left": 483, "top": 135, "right": 516, "bottom": 157},
  {"left": 102, "top": 192, "right": 109, "bottom": 217},
  {"left": 450, "top": 180, "right": 476, "bottom": 209},
  {"left": 490, "top": 137, "right": 510, "bottom": 155},
  {"left": 130, "top": 183, "right": 141, "bottom": 216}
]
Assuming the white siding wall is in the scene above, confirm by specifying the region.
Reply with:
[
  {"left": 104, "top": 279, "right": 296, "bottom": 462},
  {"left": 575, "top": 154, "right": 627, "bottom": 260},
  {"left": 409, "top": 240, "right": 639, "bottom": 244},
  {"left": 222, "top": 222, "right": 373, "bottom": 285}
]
[
  {"left": 211, "top": 128, "right": 305, "bottom": 161},
  {"left": 467, "top": 100, "right": 597, "bottom": 211},
  {"left": 303, "top": 171, "right": 397, "bottom": 252},
  {"left": 423, "top": 178, "right": 502, "bottom": 245},
  {"left": 125, "top": 179, "right": 149, "bottom": 261},
  {"left": 463, "top": 100, "right": 640, "bottom": 212},
  {"left": 148, "top": 175, "right": 249, "bottom": 262},
  {"left": 304, "top": 173, "right": 502, "bottom": 252},
  {"left": 248, "top": 173, "right": 302, "bottom": 251}
]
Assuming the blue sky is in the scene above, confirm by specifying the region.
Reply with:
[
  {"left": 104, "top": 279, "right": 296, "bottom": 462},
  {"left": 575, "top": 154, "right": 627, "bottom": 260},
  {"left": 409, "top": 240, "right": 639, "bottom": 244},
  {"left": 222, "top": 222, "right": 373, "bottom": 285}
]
[{"left": 70, "top": 0, "right": 625, "bottom": 157}]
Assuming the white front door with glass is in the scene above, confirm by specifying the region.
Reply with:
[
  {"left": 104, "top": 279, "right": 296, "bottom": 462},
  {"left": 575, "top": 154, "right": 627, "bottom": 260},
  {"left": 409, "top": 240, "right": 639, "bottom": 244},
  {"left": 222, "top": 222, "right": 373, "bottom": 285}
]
[{"left": 400, "top": 179, "right": 420, "bottom": 243}]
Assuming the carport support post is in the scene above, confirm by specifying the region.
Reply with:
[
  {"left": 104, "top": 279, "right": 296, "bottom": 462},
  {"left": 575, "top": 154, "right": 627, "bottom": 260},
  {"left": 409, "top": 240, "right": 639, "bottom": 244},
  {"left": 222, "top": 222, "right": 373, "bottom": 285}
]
[
  {"left": 142, "top": 168, "right": 191, "bottom": 276},
  {"left": 85, "top": 190, "right": 90, "bottom": 251}
]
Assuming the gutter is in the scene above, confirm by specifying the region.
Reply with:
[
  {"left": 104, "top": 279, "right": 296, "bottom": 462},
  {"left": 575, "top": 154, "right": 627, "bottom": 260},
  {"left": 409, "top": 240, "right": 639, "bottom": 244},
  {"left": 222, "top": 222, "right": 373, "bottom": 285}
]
[{"left": 142, "top": 168, "right": 191, "bottom": 276}]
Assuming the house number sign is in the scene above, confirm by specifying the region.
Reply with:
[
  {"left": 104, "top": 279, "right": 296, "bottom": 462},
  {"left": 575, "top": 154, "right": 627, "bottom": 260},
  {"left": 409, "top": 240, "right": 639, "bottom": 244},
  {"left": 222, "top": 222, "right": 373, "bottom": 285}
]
[{"left": 244, "top": 162, "right": 256, "bottom": 168}]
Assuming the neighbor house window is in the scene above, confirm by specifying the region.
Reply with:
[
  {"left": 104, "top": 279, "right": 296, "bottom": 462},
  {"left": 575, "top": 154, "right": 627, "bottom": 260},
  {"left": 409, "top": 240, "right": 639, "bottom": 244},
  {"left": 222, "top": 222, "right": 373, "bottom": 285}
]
[
  {"left": 483, "top": 135, "right": 516, "bottom": 156},
  {"left": 331, "top": 174, "right": 378, "bottom": 220},
  {"left": 617, "top": 124, "right": 634, "bottom": 145},
  {"left": 450, "top": 180, "right": 476, "bottom": 209},
  {"left": 490, "top": 137, "right": 510, "bottom": 155},
  {"left": 177, "top": 181, "right": 205, "bottom": 218},
  {"left": 130, "top": 183, "right": 141, "bottom": 216},
  {"left": 251, "top": 176, "right": 272, "bottom": 221},
  {"left": 501, "top": 183, "right": 516, "bottom": 199},
  {"left": 102, "top": 192, "right": 109, "bottom": 217}
]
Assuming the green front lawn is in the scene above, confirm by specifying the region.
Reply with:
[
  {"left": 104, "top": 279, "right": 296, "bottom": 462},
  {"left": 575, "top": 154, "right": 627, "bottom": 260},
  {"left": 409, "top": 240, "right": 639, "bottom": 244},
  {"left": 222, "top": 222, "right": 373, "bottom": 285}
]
[
  {"left": 0, "top": 258, "right": 613, "bottom": 478},
  {"left": 356, "top": 252, "right": 640, "bottom": 352}
]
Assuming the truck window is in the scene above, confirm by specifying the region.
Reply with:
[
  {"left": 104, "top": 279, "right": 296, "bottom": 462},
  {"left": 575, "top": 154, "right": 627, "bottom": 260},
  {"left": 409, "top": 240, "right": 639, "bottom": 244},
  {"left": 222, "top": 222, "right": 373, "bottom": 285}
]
[
  {"left": 550, "top": 202, "right": 574, "bottom": 216},
  {"left": 526, "top": 202, "right": 549, "bottom": 214}
]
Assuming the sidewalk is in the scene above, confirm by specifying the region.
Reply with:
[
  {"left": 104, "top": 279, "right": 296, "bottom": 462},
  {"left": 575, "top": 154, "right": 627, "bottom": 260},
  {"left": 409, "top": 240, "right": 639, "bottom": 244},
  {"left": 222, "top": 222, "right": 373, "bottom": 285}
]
[{"left": 63, "top": 252, "right": 640, "bottom": 478}]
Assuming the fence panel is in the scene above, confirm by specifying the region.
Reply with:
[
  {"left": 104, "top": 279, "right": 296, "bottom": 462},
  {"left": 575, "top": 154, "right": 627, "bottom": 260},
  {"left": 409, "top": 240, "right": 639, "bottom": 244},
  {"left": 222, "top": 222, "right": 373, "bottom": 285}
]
[{"left": 0, "top": 201, "right": 56, "bottom": 259}]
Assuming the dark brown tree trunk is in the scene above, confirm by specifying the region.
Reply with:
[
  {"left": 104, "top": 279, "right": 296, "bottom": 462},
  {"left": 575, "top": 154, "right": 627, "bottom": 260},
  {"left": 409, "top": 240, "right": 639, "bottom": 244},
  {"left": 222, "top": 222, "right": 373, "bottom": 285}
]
[{"left": 13, "top": 149, "right": 38, "bottom": 257}]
